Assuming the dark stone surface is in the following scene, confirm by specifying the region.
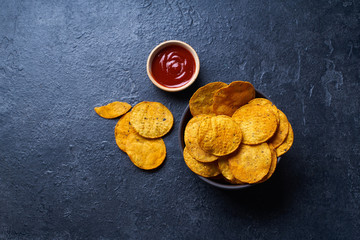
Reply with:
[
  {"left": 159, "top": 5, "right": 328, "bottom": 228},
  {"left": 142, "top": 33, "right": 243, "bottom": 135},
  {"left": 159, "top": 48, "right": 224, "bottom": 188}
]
[{"left": 0, "top": 0, "right": 359, "bottom": 239}]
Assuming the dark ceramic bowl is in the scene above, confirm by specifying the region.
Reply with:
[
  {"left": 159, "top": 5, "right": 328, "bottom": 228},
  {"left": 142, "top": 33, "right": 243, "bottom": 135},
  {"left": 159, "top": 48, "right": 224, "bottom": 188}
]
[{"left": 179, "top": 90, "right": 280, "bottom": 190}]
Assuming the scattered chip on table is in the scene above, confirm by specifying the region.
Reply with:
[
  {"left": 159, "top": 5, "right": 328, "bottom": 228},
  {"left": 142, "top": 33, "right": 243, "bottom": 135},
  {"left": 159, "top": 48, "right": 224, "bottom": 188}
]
[
  {"left": 126, "top": 133, "right": 166, "bottom": 170},
  {"left": 114, "top": 112, "right": 137, "bottom": 152},
  {"left": 212, "top": 81, "right": 255, "bottom": 116},
  {"left": 130, "top": 101, "right": 173, "bottom": 138},
  {"left": 189, "top": 82, "right": 227, "bottom": 116},
  {"left": 94, "top": 101, "right": 132, "bottom": 119}
]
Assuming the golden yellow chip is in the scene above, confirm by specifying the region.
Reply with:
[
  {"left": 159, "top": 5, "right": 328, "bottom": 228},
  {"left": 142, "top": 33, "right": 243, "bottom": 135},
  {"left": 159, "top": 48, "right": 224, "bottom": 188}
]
[
  {"left": 183, "top": 146, "right": 220, "bottom": 178},
  {"left": 227, "top": 177, "right": 245, "bottom": 185},
  {"left": 184, "top": 115, "right": 212, "bottom": 145},
  {"left": 198, "top": 115, "right": 242, "bottom": 156},
  {"left": 274, "top": 123, "right": 294, "bottom": 157},
  {"left": 232, "top": 104, "right": 278, "bottom": 145},
  {"left": 248, "top": 98, "right": 280, "bottom": 123},
  {"left": 268, "top": 109, "right": 289, "bottom": 148},
  {"left": 184, "top": 115, "right": 218, "bottom": 162},
  {"left": 228, "top": 143, "right": 272, "bottom": 184},
  {"left": 94, "top": 101, "right": 131, "bottom": 119},
  {"left": 114, "top": 112, "right": 137, "bottom": 152},
  {"left": 259, "top": 146, "right": 278, "bottom": 183},
  {"left": 218, "top": 157, "right": 244, "bottom": 184},
  {"left": 189, "top": 82, "right": 228, "bottom": 116},
  {"left": 130, "top": 102, "right": 173, "bottom": 138},
  {"left": 212, "top": 81, "right": 255, "bottom": 116},
  {"left": 126, "top": 133, "right": 166, "bottom": 170}
]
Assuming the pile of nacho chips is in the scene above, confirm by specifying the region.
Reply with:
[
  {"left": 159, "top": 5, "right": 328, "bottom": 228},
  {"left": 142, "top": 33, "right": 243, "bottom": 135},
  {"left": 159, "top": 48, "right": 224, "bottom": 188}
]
[
  {"left": 184, "top": 81, "right": 294, "bottom": 184},
  {"left": 95, "top": 101, "right": 173, "bottom": 170}
]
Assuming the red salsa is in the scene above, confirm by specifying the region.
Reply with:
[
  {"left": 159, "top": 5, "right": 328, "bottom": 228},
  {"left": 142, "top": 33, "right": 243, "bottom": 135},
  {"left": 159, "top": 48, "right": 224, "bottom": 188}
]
[{"left": 151, "top": 45, "right": 196, "bottom": 88}]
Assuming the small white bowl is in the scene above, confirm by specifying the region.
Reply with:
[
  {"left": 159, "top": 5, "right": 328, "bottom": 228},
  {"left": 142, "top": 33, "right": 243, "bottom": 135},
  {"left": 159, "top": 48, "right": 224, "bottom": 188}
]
[{"left": 147, "top": 40, "right": 200, "bottom": 92}]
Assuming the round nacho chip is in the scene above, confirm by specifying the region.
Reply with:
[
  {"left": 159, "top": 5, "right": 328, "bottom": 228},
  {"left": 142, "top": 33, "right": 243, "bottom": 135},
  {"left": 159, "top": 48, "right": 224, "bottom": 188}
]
[
  {"left": 198, "top": 115, "right": 242, "bottom": 156},
  {"left": 94, "top": 101, "right": 131, "bottom": 119},
  {"left": 274, "top": 123, "right": 294, "bottom": 157},
  {"left": 183, "top": 146, "right": 220, "bottom": 178},
  {"left": 248, "top": 98, "right": 280, "bottom": 123},
  {"left": 114, "top": 112, "right": 137, "bottom": 152},
  {"left": 189, "top": 82, "right": 228, "bottom": 116},
  {"left": 259, "top": 146, "right": 278, "bottom": 183},
  {"left": 130, "top": 102, "right": 173, "bottom": 138},
  {"left": 232, "top": 104, "right": 278, "bottom": 145},
  {"left": 268, "top": 109, "right": 290, "bottom": 148},
  {"left": 218, "top": 157, "right": 244, "bottom": 184},
  {"left": 228, "top": 143, "right": 272, "bottom": 184},
  {"left": 212, "top": 81, "right": 255, "bottom": 116},
  {"left": 184, "top": 115, "right": 218, "bottom": 162},
  {"left": 126, "top": 133, "right": 166, "bottom": 170}
]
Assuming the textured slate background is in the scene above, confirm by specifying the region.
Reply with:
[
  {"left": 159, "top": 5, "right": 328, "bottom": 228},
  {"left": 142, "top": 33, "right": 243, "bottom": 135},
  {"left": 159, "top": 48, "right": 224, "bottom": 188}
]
[{"left": 1, "top": 0, "right": 359, "bottom": 239}]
